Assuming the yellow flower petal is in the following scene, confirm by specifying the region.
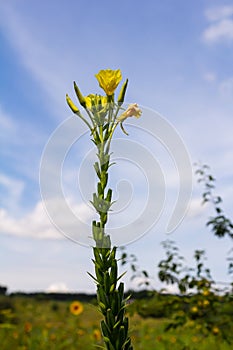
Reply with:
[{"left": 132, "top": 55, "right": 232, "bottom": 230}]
[
  {"left": 84, "top": 94, "right": 107, "bottom": 110},
  {"left": 95, "top": 69, "right": 122, "bottom": 96}
]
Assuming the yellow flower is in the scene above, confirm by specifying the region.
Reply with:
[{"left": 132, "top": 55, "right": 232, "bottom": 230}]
[
  {"left": 212, "top": 326, "right": 220, "bottom": 335},
  {"left": 84, "top": 94, "right": 107, "bottom": 110},
  {"left": 117, "top": 103, "right": 142, "bottom": 122},
  {"left": 93, "top": 328, "right": 101, "bottom": 341},
  {"left": 69, "top": 301, "right": 84, "bottom": 315},
  {"left": 191, "top": 306, "right": 198, "bottom": 313},
  {"left": 95, "top": 69, "right": 122, "bottom": 96},
  {"left": 203, "top": 299, "right": 210, "bottom": 307},
  {"left": 202, "top": 289, "right": 210, "bottom": 296}
]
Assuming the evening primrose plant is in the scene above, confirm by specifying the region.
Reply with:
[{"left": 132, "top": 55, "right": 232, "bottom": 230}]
[{"left": 66, "top": 69, "right": 141, "bottom": 350}]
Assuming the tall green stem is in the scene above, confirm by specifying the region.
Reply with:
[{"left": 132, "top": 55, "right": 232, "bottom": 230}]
[{"left": 91, "top": 124, "right": 133, "bottom": 350}]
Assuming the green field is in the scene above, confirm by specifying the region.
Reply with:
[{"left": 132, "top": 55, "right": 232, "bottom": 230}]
[{"left": 0, "top": 294, "right": 232, "bottom": 350}]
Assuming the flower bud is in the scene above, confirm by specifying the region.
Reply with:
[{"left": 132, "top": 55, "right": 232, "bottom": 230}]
[
  {"left": 73, "top": 81, "right": 86, "bottom": 108},
  {"left": 66, "top": 94, "right": 80, "bottom": 113},
  {"left": 117, "top": 79, "right": 128, "bottom": 106}
]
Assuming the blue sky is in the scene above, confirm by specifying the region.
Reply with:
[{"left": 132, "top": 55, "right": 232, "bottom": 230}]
[{"left": 1, "top": 0, "right": 233, "bottom": 293}]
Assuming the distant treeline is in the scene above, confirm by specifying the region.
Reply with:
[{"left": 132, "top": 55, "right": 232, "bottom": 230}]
[{"left": 3, "top": 288, "right": 150, "bottom": 302}]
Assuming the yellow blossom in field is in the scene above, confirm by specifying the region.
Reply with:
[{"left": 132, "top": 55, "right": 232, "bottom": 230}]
[
  {"left": 212, "top": 326, "right": 220, "bottom": 335},
  {"left": 202, "top": 289, "right": 210, "bottom": 296},
  {"left": 93, "top": 328, "right": 101, "bottom": 341},
  {"left": 95, "top": 69, "right": 122, "bottom": 96},
  {"left": 117, "top": 103, "right": 142, "bottom": 122},
  {"left": 69, "top": 301, "right": 84, "bottom": 315},
  {"left": 203, "top": 299, "right": 210, "bottom": 307},
  {"left": 191, "top": 306, "right": 198, "bottom": 313}
]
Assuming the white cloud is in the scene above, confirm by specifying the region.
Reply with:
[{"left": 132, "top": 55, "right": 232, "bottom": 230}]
[
  {"left": 203, "top": 72, "right": 216, "bottom": 82},
  {"left": 205, "top": 5, "right": 233, "bottom": 22},
  {"left": 0, "top": 199, "right": 93, "bottom": 240},
  {"left": 203, "top": 6, "right": 233, "bottom": 43},
  {"left": 0, "top": 204, "right": 60, "bottom": 240},
  {"left": 203, "top": 19, "right": 233, "bottom": 43},
  {"left": 46, "top": 282, "right": 70, "bottom": 293}
]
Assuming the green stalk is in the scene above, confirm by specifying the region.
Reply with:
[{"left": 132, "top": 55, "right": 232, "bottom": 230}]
[{"left": 91, "top": 121, "right": 133, "bottom": 350}]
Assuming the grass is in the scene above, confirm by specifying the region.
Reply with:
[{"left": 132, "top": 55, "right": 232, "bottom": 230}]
[{"left": 0, "top": 295, "right": 232, "bottom": 350}]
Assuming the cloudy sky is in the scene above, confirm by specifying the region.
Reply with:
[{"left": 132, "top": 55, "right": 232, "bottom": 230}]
[{"left": 1, "top": 0, "right": 233, "bottom": 293}]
